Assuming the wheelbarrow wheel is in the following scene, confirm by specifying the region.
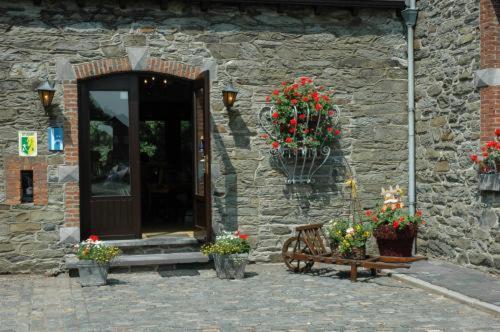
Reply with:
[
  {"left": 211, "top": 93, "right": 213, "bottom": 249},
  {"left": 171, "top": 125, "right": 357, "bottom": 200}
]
[{"left": 282, "top": 237, "right": 314, "bottom": 272}]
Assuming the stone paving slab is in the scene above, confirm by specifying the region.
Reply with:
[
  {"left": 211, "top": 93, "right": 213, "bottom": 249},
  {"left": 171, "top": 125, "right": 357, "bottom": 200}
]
[
  {"left": 392, "top": 259, "right": 500, "bottom": 306},
  {"left": 1, "top": 263, "right": 500, "bottom": 331}
]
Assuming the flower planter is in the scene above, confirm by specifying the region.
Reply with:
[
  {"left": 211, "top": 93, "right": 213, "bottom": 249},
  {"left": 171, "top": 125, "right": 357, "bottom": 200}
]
[
  {"left": 77, "top": 260, "right": 109, "bottom": 287},
  {"left": 341, "top": 246, "right": 366, "bottom": 260},
  {"left": 213, "top": 253, "right": 248, "bottom": 279},
  {"left": 373, "top": 224, "right": 417, "bottom": 257},
  {"left": 479, "top": 173, "right": 500, "bottom": 192}
]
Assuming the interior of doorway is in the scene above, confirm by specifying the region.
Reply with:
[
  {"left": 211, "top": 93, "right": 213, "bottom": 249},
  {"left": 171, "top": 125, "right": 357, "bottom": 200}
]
[{"left": 138, "top": 74, "right": 201, "bottom": 239}]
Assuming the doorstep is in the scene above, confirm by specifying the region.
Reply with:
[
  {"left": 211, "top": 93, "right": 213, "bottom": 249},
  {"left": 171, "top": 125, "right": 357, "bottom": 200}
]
[{"left": 65, "top": 252, "right": 209, "bottom": 270}]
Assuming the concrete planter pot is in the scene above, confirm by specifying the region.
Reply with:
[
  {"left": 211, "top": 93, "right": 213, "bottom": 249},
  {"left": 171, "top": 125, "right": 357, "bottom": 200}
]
[
  {"left": 479, "top": 173, "right": 500, "bottom": 192},
  {"left": 213, "top": 253, "right": 248, "bottom": 279},
  {"left": 77, "top": 260, "right": 109, "bottom": 287}
]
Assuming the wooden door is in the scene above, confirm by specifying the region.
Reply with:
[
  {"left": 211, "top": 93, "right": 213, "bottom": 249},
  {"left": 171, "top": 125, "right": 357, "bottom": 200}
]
[
  {"left": 79, "top": 74, "right": 141, "bottom": 240},
  {"left": 193, "top": 71, "right": 212, "bottom": 241}
]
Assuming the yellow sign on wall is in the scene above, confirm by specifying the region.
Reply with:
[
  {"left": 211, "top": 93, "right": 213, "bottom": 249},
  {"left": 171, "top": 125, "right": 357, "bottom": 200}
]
[{"left": 18, "top": 131, "right": 37, "bottom": 157}]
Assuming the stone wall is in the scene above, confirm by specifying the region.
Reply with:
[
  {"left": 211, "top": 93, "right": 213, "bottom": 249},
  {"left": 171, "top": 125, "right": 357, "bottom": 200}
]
[
  {"left": 0, "top": 0, "right": 409, "bottom": 272},
  {"left": 415, "top": 0, "right": 500, "bottom": 273}
]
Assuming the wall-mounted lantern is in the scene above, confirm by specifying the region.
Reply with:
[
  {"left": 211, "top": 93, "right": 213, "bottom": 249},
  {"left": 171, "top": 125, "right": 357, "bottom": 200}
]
[
  {"left": 37, "top": 80, "right": 56, "bottom": 108},
  {"left": 222, "top": 82, "right": 238, "bottom": 110}
]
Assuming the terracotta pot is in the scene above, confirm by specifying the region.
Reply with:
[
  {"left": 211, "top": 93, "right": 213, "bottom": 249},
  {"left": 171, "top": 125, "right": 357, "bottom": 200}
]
[{"left": 373, "top": 223, "right": 418, "bottom": 257}]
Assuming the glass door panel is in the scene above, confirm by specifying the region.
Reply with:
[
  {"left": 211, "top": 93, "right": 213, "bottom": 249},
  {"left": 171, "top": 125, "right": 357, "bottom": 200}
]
[{"left": 89, "top": 91, "right": 130, "bottom": 197}]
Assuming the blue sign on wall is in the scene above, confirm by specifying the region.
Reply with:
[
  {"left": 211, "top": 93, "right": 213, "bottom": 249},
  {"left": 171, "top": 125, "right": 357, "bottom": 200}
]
[{"left": 48, "top": 127, "right": 63, "bottom": 151}]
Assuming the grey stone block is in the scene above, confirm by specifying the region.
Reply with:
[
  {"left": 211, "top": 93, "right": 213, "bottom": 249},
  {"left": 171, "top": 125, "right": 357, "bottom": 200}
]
[
  {"left": 59, "top": 227, "right": 80, "bottom": 244},
  {"left": 55, "top": 57, "right": 76, "bottom": 81},
  {"left": 58, "top": 165, "right": 79, "bottom": 183},
  {"left": 127, "top": 47, "right": 149, "bottom": 71},
  {"left": 474, "top": 68, "right": 500, "bottom": 88}
]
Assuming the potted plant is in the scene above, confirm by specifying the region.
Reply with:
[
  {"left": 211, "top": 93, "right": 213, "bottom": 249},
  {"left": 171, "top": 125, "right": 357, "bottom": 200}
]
[
  {"left": 324, "top": 218, "right": 349, "bottom": 256},
  {"left": 470, "top": 129, "right": 500, "bottom": 191},
  {"left": 74, "top": 235, "right": 121, "bottom": 287},
  {"left": 364, "top": 185, "right": 425, "bottom": 257},
  {"left": 261, "top": 77, "right": 341, "bottom": 151},
  {"left": 201, "top": 231, "right": 251, "bottom": 279},
  {"left": 338, "top": 223, "right": 372, "bottom": 260}
]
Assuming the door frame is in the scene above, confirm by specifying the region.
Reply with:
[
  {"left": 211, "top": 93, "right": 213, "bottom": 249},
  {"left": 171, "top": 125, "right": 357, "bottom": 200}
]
[{"left": 78, "top": 71, "right": 212, "bottom": 241}]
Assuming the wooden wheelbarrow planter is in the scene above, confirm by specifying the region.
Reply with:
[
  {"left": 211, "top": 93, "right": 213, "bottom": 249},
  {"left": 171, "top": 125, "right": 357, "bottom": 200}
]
[{"left": 282, "top": 223, "right": 424, "bottom": 282}]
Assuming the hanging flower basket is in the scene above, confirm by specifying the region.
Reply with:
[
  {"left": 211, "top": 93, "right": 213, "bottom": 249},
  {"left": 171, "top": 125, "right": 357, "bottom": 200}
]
[{"left": 259, "top": 77, "right": 341, "bottom": 184}]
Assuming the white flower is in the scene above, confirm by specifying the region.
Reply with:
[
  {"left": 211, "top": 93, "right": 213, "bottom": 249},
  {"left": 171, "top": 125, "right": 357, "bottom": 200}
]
[{"left": 346, "top": 227, "right": 354, "bottom": 234}]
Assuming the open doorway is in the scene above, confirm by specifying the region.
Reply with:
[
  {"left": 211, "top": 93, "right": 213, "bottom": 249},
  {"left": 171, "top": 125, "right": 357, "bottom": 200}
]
[{"left": 138, "top": 74, "right": 197, "bottom": 238}]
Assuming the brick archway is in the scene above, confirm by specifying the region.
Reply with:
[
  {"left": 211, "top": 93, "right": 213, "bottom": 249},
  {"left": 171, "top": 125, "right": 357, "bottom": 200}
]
[{"left": 62, "top": 57, "right": 203, "bottom": 228}]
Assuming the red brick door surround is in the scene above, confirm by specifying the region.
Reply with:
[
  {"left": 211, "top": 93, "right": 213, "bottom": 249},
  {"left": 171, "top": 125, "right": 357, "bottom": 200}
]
[{"left": 62, "top": 56, "right": 203, "bottom": 228}]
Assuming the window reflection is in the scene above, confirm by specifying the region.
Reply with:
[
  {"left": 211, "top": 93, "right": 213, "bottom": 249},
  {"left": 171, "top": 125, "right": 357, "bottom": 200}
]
[{"left": 89, "top": 91, "right": 130, "bottom": 196}]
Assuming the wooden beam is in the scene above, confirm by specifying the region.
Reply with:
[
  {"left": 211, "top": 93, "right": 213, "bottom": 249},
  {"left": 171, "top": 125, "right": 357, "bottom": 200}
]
[{"left": 33, "top": 0, "right": 41, "bottom": 5}]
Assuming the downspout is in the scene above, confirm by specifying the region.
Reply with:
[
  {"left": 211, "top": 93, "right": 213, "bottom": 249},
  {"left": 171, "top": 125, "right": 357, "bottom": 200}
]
[{"left": 402, "top": 1, "right": 418, "bottom": 216}]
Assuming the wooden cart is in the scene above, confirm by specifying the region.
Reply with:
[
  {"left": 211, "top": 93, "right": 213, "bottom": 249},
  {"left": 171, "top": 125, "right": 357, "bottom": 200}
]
[{"left": 282, "top": 223, "right": 425, "bottom": 282}]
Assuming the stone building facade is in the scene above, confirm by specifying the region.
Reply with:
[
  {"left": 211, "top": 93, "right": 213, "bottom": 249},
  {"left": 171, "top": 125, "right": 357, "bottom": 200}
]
[{"left": 0, "top": 0, "right": 498, "bottom": 274}]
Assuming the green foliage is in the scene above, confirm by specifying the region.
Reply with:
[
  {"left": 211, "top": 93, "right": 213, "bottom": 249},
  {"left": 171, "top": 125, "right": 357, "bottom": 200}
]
[
  {"left": 76, "top": 242, "right": 121, "bottom": 265},
  {"left": 324, "top": 218, "right": 350, "bottom": 244},
  {"left": 201, "top": 231, "right": 251, "bottom": 256},
  {"left": 338, "top": 223, "right": 372, "bottom": 254}
]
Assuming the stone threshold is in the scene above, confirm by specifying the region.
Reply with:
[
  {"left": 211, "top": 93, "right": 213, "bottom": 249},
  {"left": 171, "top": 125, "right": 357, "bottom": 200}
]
[
  {"left": 65, "top": 252, "right": 208, "bottom": 269},
  {"left": 102, "top": 236, "right": 200, "bottom": 248}
]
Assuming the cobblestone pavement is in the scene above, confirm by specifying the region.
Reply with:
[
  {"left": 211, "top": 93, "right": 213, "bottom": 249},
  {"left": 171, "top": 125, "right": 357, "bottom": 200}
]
[{"left": 1, "top": 264, "right": 499, "bottom": 331}]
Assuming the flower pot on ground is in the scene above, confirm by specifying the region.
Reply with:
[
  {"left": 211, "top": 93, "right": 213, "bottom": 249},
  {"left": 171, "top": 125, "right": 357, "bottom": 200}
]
[
  {"left": 363, "top": 185, "right": 426, "bottom": 258},
  {"left": 213, "top": 253, "right": 249, "bottom": 279},
  {"left": 74, "top": 235, "right": 121, "bottom": 287},
  {"left": 201, "top": 231, "right": 251, "bottom": 279}
]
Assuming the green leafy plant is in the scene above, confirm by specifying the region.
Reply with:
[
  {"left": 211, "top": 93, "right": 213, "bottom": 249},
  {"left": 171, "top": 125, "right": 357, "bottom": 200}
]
[
  {"left": 201, "top": 231, "right": 251, "bottom": 256},
  {"left": 75, "top": 235, "right": 121, "bottom": 265},
  {"left": 338, "top": 222, "right": 372, "bottom": 254},
  {"left": 324, "top": 218, "right": 350, "bottom": 245}
]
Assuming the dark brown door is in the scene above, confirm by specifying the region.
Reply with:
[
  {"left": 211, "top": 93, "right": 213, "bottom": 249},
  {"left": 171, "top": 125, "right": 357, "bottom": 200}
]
[
  {"left": 79, "top": 74, "right": 141, "bottom": 239},
  {"left": 193, "top": 71, "right": 212, "bottom": 241}
]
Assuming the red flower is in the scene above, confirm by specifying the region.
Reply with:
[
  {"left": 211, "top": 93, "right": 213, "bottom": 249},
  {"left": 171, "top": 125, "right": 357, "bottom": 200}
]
[
  {"left": 365, "top": 210, "right": 372, "bottom": 216},
  {"left": 372, "top": 216, "right": 378, "bottom": 222},
  {"left": 335, "top": 129, "right": 341, "bottom": 136},
  {"left": 88, "top": 235, "right": 99, "bottom": 242},
  {"left": 496, "top": 129, "right": 500, "bottom": 136},
  {"left": 487, "top": 141, "right": 495, "bottom": 148},
  {"left": 288, "top": 128, "right": 296, "bottom": 133},
  {"left": 298, "top": 114, "right": 306, "bottom": 120},
  {"left": 483, "top": 151, "right": 489, "bottom": 157},
  {"left": 322, "top": 95, "right": 330, "bottom": 101},
  {"left": 392, "top": 220, "right": 399, "bottom": 229},
  {"left": 239, "top": 234, "right": 249, "bottom": 240},
  {"left": 303, "top": 129, "right": 310, "bottom": 134},
  {"left": 281, "top": 81, "right": 287, "bottom": 86},
  {"left": 328, "top": 110, "right": 335, "bottom": 117},
  {"left": 315, "top": 103, "right": 322, "bottom": 111},
  {"left": 416, "top": 210, "right": 422, "bottom": 217},
  {"left": 290, "top": 119, "right": 297, "bottom": 126},
  {"left": 285, "top": 137, "right": 293, "bottom": 143},
  {"left": 291, "top": 99, "right": 298, "bottom": 105},
  {"left": 272, "top": 112, "right": 279, "bottom": 119},
  {"left": 273, "top": 89, "right": 280, "bottom": 95},
  {"left": 302, "top": 96, "right": 309, "bottom": 102},
  {"left": 272, "top": 141, "right": 279, "bottom": 149},
  {"left": 470, "top": 154, "right": 478, "bottom": 162},
  {"left": 399, "top": 216, "right": 405, "bottom": 222},
  {"left": 261, "top": 134, "right": 269, "bottom": 139},
  {"left": 422, "top": 220, "right": 426, "bottom": 225},
  {"left": 312, "top": 92, "right": 319, "bottom": 102},
  {"left": 327, "top": 127, "right": 333, "bottom": 133}
]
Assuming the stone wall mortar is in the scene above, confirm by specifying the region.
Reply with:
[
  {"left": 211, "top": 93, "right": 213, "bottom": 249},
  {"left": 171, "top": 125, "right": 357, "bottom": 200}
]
[{"left": 0, "top": 0, "right": 409, "bottom": 272}]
